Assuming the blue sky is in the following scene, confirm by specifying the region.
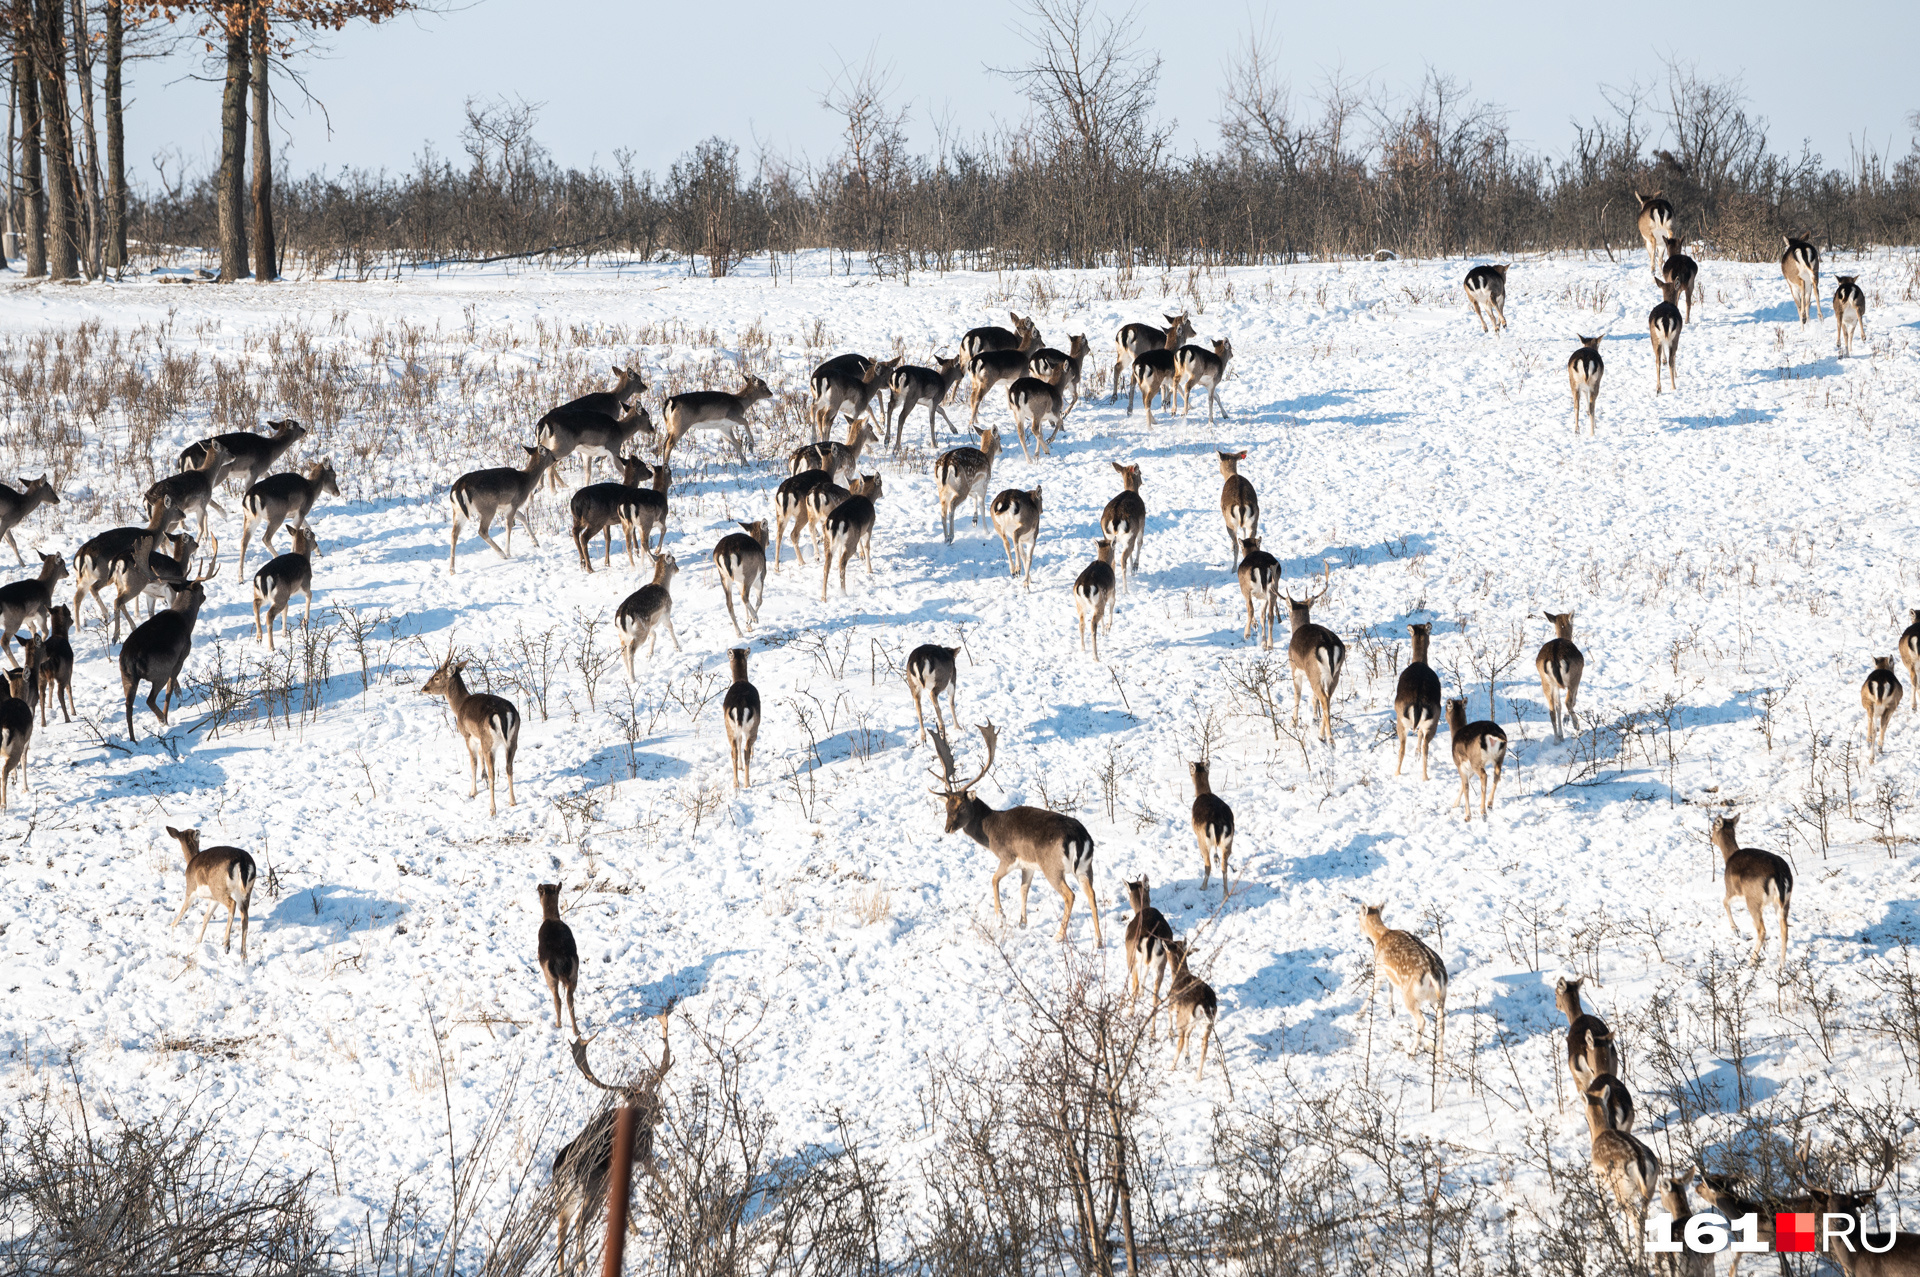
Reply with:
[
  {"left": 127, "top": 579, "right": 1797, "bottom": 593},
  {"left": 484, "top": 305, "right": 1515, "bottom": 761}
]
[{"left": 124, "top": 0, "right": 1918, "bottom": 186}]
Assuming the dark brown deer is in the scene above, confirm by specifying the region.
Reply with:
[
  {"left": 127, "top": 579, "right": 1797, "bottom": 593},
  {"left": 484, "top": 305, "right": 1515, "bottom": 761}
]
[
  {"left": 536, "top": 883, "right": 581, "bottom": 1035},
  {"left": 1902, "top": 609, "right": 1920, "bottom": 704},
  {"left": 810, "top": 356, "right": 899, "bottom": 440},
  {"left": 1005, "top": 376, "right": 1065, "bottom": 459},
  {"left": 1463, "top": 264, "right": 1508, "bottom": 334},
  {"left": 1865, "top": 658, "right": 1903, "bottom": 762},
  {"left": 616, "top": 554, "right": 680, "bottom": 679},
  {"left": 904, "top": 643, "right": 959, "bottom": 744},
  {"left": 990, "top": 486, "right": 1041, "bottom": 587},
  {"left": 536, "top": 401, "right": 654, "bottom": 489},
  {"left": 166, "top": 826, "right": 257, "bottom": 960},
  {"left": 180, "top": 418, "right": 306, "bottom": 490},
  {"left": 34, "top": 604, "right": 72, "bottom": 725},
  {"left": 251, "top": 526, "right": 316, "bottom": 650},
  {"left": 1176, "top": 339, "right": 1233, "bottom": 422},
  {"left": 887, "top": 353, "right": 966, "bottom": 449},
  {"left": 119, "top": 582, "right": 209, "bottom": 741},
  {"left": 0, "top": 553, "right": 67, "bottom": 665},
  {"left": 1164, "top": 939, "right": 1228, "bottom": 1089},
  {"left": 238, "top": 459, "right": 340, "bottom": 580},
  {"left": 723, "top": 647, "right": 760, "bottom": 789},
  {"left": 659, "top": 375, "right": 772, "bottom": 464},
  {"left": 447, "top": 447, "right": 555, "bottom": 573},
  {"left": 0, "top": 663, "right": 34, "bottom": 806},
  {"left": 1555, "top": 976, "right": 1619, "bottom": 1101},
  {"left": 820, "top": 474, "right": 882, "bottom": 600},
  {"left": 144, "top": 441, "right": 231, "bottom": 543},
  {"left": 71, "top": 528, "right": 155, "bottom": 630},
  {"left": 1110, "top": 313, "right": 1193, "bottom": 408},
  {"left": 1394, "top": 622, "right": 1442, "bottom": 779},
  {"left": 1649, "top": 279, "right": 1684, "bottom": 394},
  {"left": 1835, "top": 274, "right": 1868, "bottom": 357},
  {"left": 1661, "top": 236, "right": 1699, "bottom": 321},
  {"left": 1567, "top": 336, "right": 1603, "bottom": 435},
  {"left": 1073, "top": 539, "right": 1117, "bottom": 660},
  {"left": 1027, "top": 333, "right": 1090, "bottom": 412},
  {"left": 1189, "top": 760, "right": 1235, "bottom": 894},
  {"left": 713, "top": 520, "right": 769, "bottom": 636},
  {"left": 1286, "top": 578, "right": 1346, "bottom": 744},
  {"left": 550, "top": 364, "right": 646, "bottom": 421},
  {"left": 1535, "top": 611, "right": 1585, "bottom": 742},
  {"left": 790, "top": 418, "right": 879, "bottom": 484},
  {"left": 1100, "top": 462, "right": 1146, "bottom": 589},
  {"left": 420, "top": 654, "right": 521, "bottom": 816},
  {"left": 771, "top": 470, "right": 833, "bottom": 570},
  {"left": 1131, "top": 349, "right": 1180, "bottom": 425},
  {"left": 570, "top": 456, "right": 669, "bottom": 572},
  {"left": 1237, "top": 536, "right": 1280, "bottom": 650},
  {"left": 1124, "top": 877, "right": 1174, "bottom": 1005}
]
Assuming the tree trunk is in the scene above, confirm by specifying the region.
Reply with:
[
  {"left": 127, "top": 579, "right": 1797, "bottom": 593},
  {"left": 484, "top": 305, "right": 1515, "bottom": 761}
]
[
  {"left": 69, "top": 0, "right": 104, "bottom": 278},
  {"left": 5, "top": 52, "right": 17, "bottom": 263},
  {"left": 34, "top": 0, "right": 77, "bottom": 279},
  {"left": 216, "top": 17, "right": 249, "bottom": 280},
  {"left": 249, "top": 18, "right": 274, "bottom": 280},
  {"left": 103, "top": 0, "right": 124, "bottom": 270},
  {"left": 15, "top": 0, "right": 44, "bottom": 277}
]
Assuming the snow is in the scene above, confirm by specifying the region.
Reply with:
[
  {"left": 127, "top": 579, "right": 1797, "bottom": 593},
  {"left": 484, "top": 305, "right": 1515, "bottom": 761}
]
[{"left": 1, "top": 247, "right": 1917, "bottom": 1263}]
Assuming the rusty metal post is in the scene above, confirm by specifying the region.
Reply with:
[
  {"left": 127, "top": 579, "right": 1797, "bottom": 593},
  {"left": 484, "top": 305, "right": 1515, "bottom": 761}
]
[{"left": 599, "top": 1103, "right": 637, "bottom": 1277}]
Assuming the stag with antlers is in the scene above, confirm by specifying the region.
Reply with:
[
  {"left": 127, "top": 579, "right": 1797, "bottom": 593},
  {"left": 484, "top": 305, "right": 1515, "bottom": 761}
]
[{"left": 555, "top": 1003, "right": 676, "bottom": 1277}]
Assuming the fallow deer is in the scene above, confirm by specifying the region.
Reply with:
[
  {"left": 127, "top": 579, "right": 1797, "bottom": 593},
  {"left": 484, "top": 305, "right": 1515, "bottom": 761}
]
[
  {"left": 0, "top": 553, "right": 67, "bottom": 665},
  {"left": 536, "top": 401, "right": 654, "bottom": 490},
  {"left": 166, "top": 826, "right": 256, "bottom": 960},
  {"left": 1131, "top": 349, "right": 1179, "bottom": 425},
  {"left": 713, "top": 521, "right": 769, "bottom": 637},
  {"left": 180, "top": 418, "right": 305, "bottom": 490},
  {"left": 1463, "top": 264, "right": 1508, "bottom": 334},
  {"left": 1217, "top": 450, "right": 1259, "bottom": 561},
  {"left": 446, "top": 447, "right": 554, "bottom": 574},
  {"left": 570, "top": 455, "right": 669, "bottom": 572},
  {"left": 615, "top": 554, "right": 680, "bottom": 679},
  {"left": 0, "top": 474, "right": 58, "bottom": 566},
  {"left": 1781, "top": 236, "right": 1822, "bottom": 324},
  {"left": 1165, "top": 939, "right": 1229, "bottom": 1090},
  {"left": 1286, "top": 579, "right": 1346, "bottom": 744},
  {"left": 1709, "top": 812, "right": 1793, "bottom": 969},
  {"left": 34, "top": 604, "right": 72, "bottom": 725},
  {"left": 1189, "top": 760, "right": 1234, "bottom": 894},
  {"left": 1661, "top": 236, "right": 1699, "bottom": 321},
  {"left": 821, "top": 475, "right": 882, "bottom": 600},
  {"left": 960, "top": 313, "right": 1040, "bottom": 362},
  {"left": 1696, "top": 1169, "right": 1821, "bottom": 1274},
  {"left": 420, "top": 654, "right": 521, "bottom": 816},
  {"left": 1005, "top": 376, "right": 1065, "bottom": 460},
  {"left": 1649, "top": 279, "right": 1684, "bottom": 394},
  {"left": 1394, "top": 622, "right": 1443, "bottom": 779},
  {"left": 1555, "top": 977, "right": 1619, "bottom": 1100},
  {"left": 1584, "top": 1072, "right": 1635, "bottom": 1133},
  {"left": 555, "top": 1013, "right": 674, "bottom": 1277},
  {"left": 1656, "top": 1179, "right": 1714, "bottom": 1277},
  {"left": 1805, "top": 1179, "right": 1920, "bottom": 1277},
  {"left": 1073, "top": 539, "right": 1117, "bottom": 660},
  {"left": 1635, "top": 190, "right": 1675, "bottom": 277},
  {"left": 1359, "top": 903, "right": 1447, "bottom": 1060},
  {"left": 1110, "top": 313, "right": 1193, "bottom": 408},
  {"left": 114, "top": 532, "right": 212, "bottom": 635},
  {"left": 723, "top": 647, "right": 760, "bottom": 789},
  {"left": 932, "top": 722, "right": 1103, "bottom": 947},
  {"left": 887, "top": 354, "right": 966, "bottom": 449},
  {"left": 1176, "top": 338, "right": 1233, "bottom": 422},
  {"left": 1535, "top": 611, "right": 1585, "bottom": 742},
  {"left": 143, "top": 441, "right": 231, "bottom": 543},
  {"left": 1100, "top": 462, "right": 1146, "bottom": 589},
  {"left": 71, "top": 527, "right": 154, "bottom": 630},
  {"left": 1027, "top": 334, "right": 1090, "bottom": 411},
  {"left": 1902, "top": 608, "right": 1920, "bottom": 704},
  {"left": 936, "top": 430, "right": 1000, "bottom": 544},
  {"left": 0, "top": 664, "right": 33, "bottom": 806},
  {"left": 1446, "top": 697, "right": 1507, "bottom": 821},
  {"left": 990, "top": 486, "right": 1041, "bottom": 587},
  {"left": 536, "top": 882, "right": 581, "bottom": 1035},
  {"left": 772, "top": 470, "right": 834, "bottom": 570},
  {"left": 119, "top": 582, "right": 209, "bottom": 741},
  {"left": 1236, "top": 536, "right": 1280, "bottom": 650},
  {"left": 659, "top": 375, "right": 772, "bottom": 464},
  {"left": 790, "top": 418, "right": 879, "bottom": 484},
  {"left": 904, "top": 643, "right": 959, "bottom": 744},
  {"left": 251, "top": 526, "right": 316, "bottom": 650},
  {"left": 1582, "top": 1086, "right": 1660, "bottom": 1245},
  {"left": 966, "top": 347, "right": 1033, "bottom": 426},
  {"left": 1124, "top": 877, "right": 1174, "bottom": 1005},
  {"left": 811, "top": 356, "right": 899, "bottom": 440},
  {"left": 239, "top": 459, "right": 340, "bottom": 580},
  {"left": 550, "top": 364, "right": 646, "bottom": 421},
  {"left": 1865, "top": 657, "right": 1903, "bottom": 761},
  {"left": 1835, "top": 275, "right": 1868, "bottom": 357},
  {"left": 1567, "top": 336, "right": 1604, "bottom": 435}
]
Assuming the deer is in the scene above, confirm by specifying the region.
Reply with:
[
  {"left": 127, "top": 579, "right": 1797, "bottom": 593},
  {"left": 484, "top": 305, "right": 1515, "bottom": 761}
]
[
  {"left": 555, "top": 1009, "right": 674, "bottom": 1277},
  {"left": 536, "top": 883, "right": 581, "bottom": 1035},
  {"left": 1708, "top": 812, "right": 1793, "bottom": 969},
  {"left": 1803, "top": 1174, "right": 1920, "bottom": 1277},
  {"left": 966, "top": 347, "right": 1034, "bottom": 426},
  {"left": 772, "top": 470, "right": 834, "bottom": 570},
  {"left": 1902, "top": 608, "right": 1920, "bottom": 702},
  {"left": 1164, "top": 939, "right": 1229, "bottom": 1090},
  {"left": 1286, "top": 578, "right": 1346, "bottom": 744},
  {"left": 571, "top": 455, "right": 669, "bottom": 572},
  {"left": 887, "top": 353, "right": 966, "bottom": 449},
  {"left": 0, "top": 663, "right": 33, "bottom": 806},
  {"left": 1217, "top": 450, "right": 1259, "bottom": 561},
  {"left": 1656, "top": 1179, "right": 1715, "bottom": 1277},
  {"left": 119, "top": 582, "right": 209, "bottom": 741},
  {"left": 1100, "top": 462, "right": 1146, "bottom": 590},
  {"left": 722, "top": 647, "right": 760, "bottom": 789},
  {"left": 659, "top": 374, "right": 772, "bottom": 464},
  {"left": 1835, "top": 274, "right": 1868, "bottom": 357},
  {"left": 811, "top": 355, "right": 899, "bottom": 440},
  {"left": 0, "top": 553, "right": 67, "bottom": 666},
  {"left": 240, "top": 459, "right": 340, "bottom": 581},
  {"left": 904, "top": 643, "right": 959, "bottom": 744},
  {"left": 1005, "top": 376, "right": 1065, "bottom": 460},
  {"left": 143, "top": 441, "right": 231, "bottom": 544},
  {"left": 1661, "top": 237, "right": 1699, "bottom": 322},
  {"left": 1535, "top": 612, "right": 1585, "bottom": 742},
  {"left": 108, "top": 533, "right": 214, "bottom": 643},
  {"left": 1698, "top": 1155, "right": 1825, "bottom": 1275},
  {"left": 1582, "top": 1085, "right": 1660, "bottom": 1246},
  {"left": 1073, "top": 539, "right": 1117, "bottom": 660},
  {"left": 936, "top": 429, "right": 1000, "bottom": 544},
  {"left": 1110, "top": 313, "right": 1193, "bottom": 408},
  {"left": 1236, "top": 536, "right": 1280, "bottom": 650},
  {"left": 1131, "top": 349, "right": 1180, "bottom": 425},
  {"left": 1124, "top": 877, "right": 1174, "bottom": 1005},
  {"left": 1027, "top": 334, "right": 1090, "bottom": 412},
  {"left": 1555, "top": 976, "right": 1619, "bottom": 1101},
  {"left": 0, "top": 474, "right": 58, "bottom": 566},
  {"left": 1463, "top": 264, "right": 1508, "bottom": 334},
  {"left": 166, "top": 826, "right": 256, "bottom": 960},
  {"left": 1865, "top": 658, "right": 1903, "bottom": 761},
  {"left": 990, "top": 486, "right": 1041, "bottom": 587},
  {"left": 1446, "top": 698, "right": 1507, "bottom": 822},
  {"left": 960, "top": 313, "right": 1040, "bottom": 362},
  {"left": 1781, "top": 235, "right": 1823, "bottom": 324},
  {"left": 535, "top": 400, "right": 654, "bottom": 489},
  {"left": 790, "top": 417, "right": 879, "bottom": 484},
  {"left": 1189, "top": 760, "right": 1235, "bottom": 894},
  {"left": 180, "top": 418, "right": 307, "bottom": 491},
  {"left": 34, "top": 604, "right": 72, "bottom": 725},
  {"left": 1584, "top": 1072, "right": 1635, "bottom": 1134},
  {"left": 714, "top": 521, "right": 769, "bottom": 637},
  {"left": 1394, "top": 622, "right": 1443, "bottom": 780},
  {"left": 931, "top": 722, "right": 1103, "bottom": 947},
  {"left": 71, "top": 527, "right": 156, "bottom": 630},
  {"left": 615, "top": 554, "right": 680, "bottom": 679},
  {"left": 820, "top": 474, "right": 882, "bottom": 600},
  {"left": 1567, "top": 336, "right": 1604, "bottom": 435},
  {"left": 550, "top": 364, "right": 647, "bottom": 421},
  {"left": 251, "top": 526, "right": 316, "bottom": 650},
  {"left": 1649, "top": 279, "right": 1684, "bottom": 394},
  {"left": 1175, "top": 338, "right": 1234, "bottom": 423},
  {"left": 1358, "top": 903, "right": 1447, "bottom": 1060},
  {"left": 1635, "top": 190, "right": 1675, "bottom": 276},
  {"left": 445, "top": 447, "right": 554, "bottom": 574},
  {"left": 420, "top": 653, "right": 521, "bottom": 816}
]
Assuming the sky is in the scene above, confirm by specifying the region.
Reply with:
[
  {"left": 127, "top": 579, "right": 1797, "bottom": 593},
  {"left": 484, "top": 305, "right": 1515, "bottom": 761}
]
[{"left": 121, "top": 0, "right": 1919, "bottom": 189}]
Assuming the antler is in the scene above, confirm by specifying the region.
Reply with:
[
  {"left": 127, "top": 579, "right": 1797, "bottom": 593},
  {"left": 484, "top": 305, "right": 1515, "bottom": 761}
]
[
  {"left": 926, "top": 725, "right": 958, "bottom": 793},
  {"left": 190, "top": 536, "right": 220, "bottom": 582},
  {"left": 927, "top": 722, "right": 998, "bottom": 795},
  {"left": 570, "top": 996, "right": 678, "bottom": 1098},
  {"left": 569, "top": 1034, "right": 621, "bottom": 1094}
]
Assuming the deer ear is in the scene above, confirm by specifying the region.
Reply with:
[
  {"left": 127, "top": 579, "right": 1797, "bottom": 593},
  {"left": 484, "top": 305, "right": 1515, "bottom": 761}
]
[{"left": 165, "top": 826, "right": 181, "bottom": 838}]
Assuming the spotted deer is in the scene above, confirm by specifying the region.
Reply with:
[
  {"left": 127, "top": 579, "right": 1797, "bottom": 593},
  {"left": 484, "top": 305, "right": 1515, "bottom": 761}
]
[
  {"left": 1131, "top": 350, "right": 1180, "bottom": 425},
  {"left": 1027, "top": 333, "right": 1090, "bottom": 412},
  {"left": 1581, "top": 1086, "right": 1659, "bottom": 1245},
  {"left": 1176, "top": 338, "right": 1233, "bottom": 422},
  {"left": 1584, "top": 1072, "right": 1635, "bottom": 1133},
  {"left": 1005, "top": 376, "right": 1065, "bottom": 460},
  {"left": 1865, "top": 657, "right": 1903, "bottom": 761},
  {"left": 723, "top": 648, "right": 761, "bottom": 789},
  {"left": 1100, "top": 463, "right": 1146, "bottom": 590},
  {"left": 887, "top": 354, "right": 966, "bottom": 449},
  {"left": 960, "top": 313, "right": 1040, "bottom": 362},
  {"left": 659, "top": 375, "right": 772, "bottom": 464},
  {"left": 1286, "top": 578, "right": 1345, "bottom": 744},
  {"left": 1463, "top": 264, "right": 1508, "bottom": 334},
  {"left": 1535, "top": 612, "right": 1585, "bottom": 742},
  {"left": 420, "top": 654, "right": 521, "bottom": 816},
  {"left": 810, "top": 355, "right": 899, "bottom": 440},
  {"left": 1649, "top": 280, "right": 1684, "bottom": 394},
  {"left": 1073, "top": 540, "right": 1117, "bottom": 660},
  {"left": 1110, "top": 313, "right": 1193, "bottom": 408},
  {"left": 1124, "top": 877, "right": 1174, "bottom": 1005},
  {"left": 1555, "top": 977, "right": 1619, "bottom": 1101},
  {"left": 790, "top": 418, "right": 879, "bottom": 484},
  {"left": 1635, "top": 190, "right": 1675, "bottom": 276},
  {"left": 936, "top": 430, "right": 1000, "bottom": 544},
  {"left": 251, "top": 526, "right": 317, "bottom": 650},
  {"left": 166, "top": 826, "right": 256, "bottom": 960},
  {"left": 1217, "top": 451, "right": 1259, "bottom": 561},
  {"left": 1567, "top": 336, "right": 1604, "bottom": 435},
  {"left": 771, "top": 471, "right": 834, "bottom": 570},
  {"left": 905, "top": 643, "right": 959, "bottom": 744},
  {"left": 1236, "top": 536, "right": 1280, "bottom": 650},
  {"left": 536, "top": 883, "right": 581, "bottom": 1035},
  {"left": 821, "top": 475, "right": 882, "bottom": 600},
  {"left": 1781, "top": 236, "right": 1822, "bottom": 324},
  {"left": 0, "top": 475, "right": 58, "bottom": 567},
  {"left": 1189, "top": 760, "right": 1235, "bottom": 894},
  {"left": 990, "top": 486, "right": 1041, "bottom": 587},
  {"left": 1446, "top": 698, "right": 1507, "bottom": 822},
  {"left": 1358, "top": 903, "right": 1447, "bottom": 1060},
  {"left": 1661, "top": 237, "right": 1699, "bottom": 321},
  {"left": 931, "top": 723, "right": 1103, "bottom": 947},
  {"left": 1164, "top": 940, "right": 1228, "bottom": 1090},
  {"left": 713, "top": 521, "right": 769, "bottom": 637},
  {"left": 1835, "top": 275, "right": 1868, "bottom": 356},
  {"left": 240, "top": 460, "right": 340, "bottom": 581},
  {"left": 615, "top": 554, "right": 681, "bottom": 679},
  {"left": 1394, "top": 622, "right": 1442, "bottom": 780}
]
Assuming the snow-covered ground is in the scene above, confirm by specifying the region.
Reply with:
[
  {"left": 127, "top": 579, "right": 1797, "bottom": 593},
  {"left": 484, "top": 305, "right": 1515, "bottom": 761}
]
[{"left": 1, "top": 247, "right": 1917, "bottom": 1266}]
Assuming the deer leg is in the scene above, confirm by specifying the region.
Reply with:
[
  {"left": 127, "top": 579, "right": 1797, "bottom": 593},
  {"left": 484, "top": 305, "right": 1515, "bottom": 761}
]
[
  {"left": 195, "top": 900, "right": 217, "bottom": 945},
  {"left": 1017, "top": 867, "right": 1034, "bottom": 927},
  {"left": 171, "top": 891, "right": 196, "bottom": 930},
  {"left": 1219, "top": 834, "right": 1233, "bottom": 896},
  {"left": 1484, "top": 760, "right": 1502, "bottom": 815},
  {"left": 987, "top": 862, "right": 1012, "bottom": 919},
  {"left": 1082, "top": 873, "right": 1102, "bottom": 947},
  {"left": 546, "top": 969, "right": 563, "bottom": 1028},
  {"left": 911, "top": 688, "right": 926, "bottom": 743},
  {"left": 518, "top": 502, "right": 540, "bottom": 549},
  {"left": 123, "top": 675, "right": 138, "bottom": 740},
  {"left": 1394, "top": 717, "right": 1408, "bottom": 777},
  {"left": 463, "top": 735, "right": 479, "bottom": 799},
  {"left": 473, "top": 512, "right": 508, "bottom": 561},
  {"left": 1746, "top": 892, "right": 1768, "bottom": 966},
  {"left": 564, "top": 980, "right": 579, "bottom": 1037},
  {"left": 1053, "top": 874, "right": 1075, "bottom": 943},
  {"left": 221, "top": 901, "right": 238, "bottom": 952},
  {"left": 721, "top": 582, "right": 744, "bottom": 638},
  {"left": 3, "top": 532, "right": 19, "bottom": 566}
]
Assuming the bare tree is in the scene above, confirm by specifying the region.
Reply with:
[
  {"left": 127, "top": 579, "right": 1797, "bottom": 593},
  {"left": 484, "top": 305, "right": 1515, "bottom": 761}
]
[{"left": 995, "top": 0, "right": 1169, "bottom": 172}]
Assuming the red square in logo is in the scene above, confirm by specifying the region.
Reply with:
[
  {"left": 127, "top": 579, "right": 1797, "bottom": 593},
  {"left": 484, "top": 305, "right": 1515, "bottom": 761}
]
[{"left": 1776, "top": 1212, "right": 1816, "bottom": 1252}]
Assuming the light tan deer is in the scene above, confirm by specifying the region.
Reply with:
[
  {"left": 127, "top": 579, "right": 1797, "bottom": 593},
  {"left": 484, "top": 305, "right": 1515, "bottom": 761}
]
[
  {"left": 420, "top": 654, "right": 521, "bottom": 816},
  {"left": 713, "top": 521, "right": 769, "bottom": 637},
  {"left": 936, "top": 430, "right": 1000, "bottom": 544},
  {"left": 251, "top": 526, "right": 316, "bottom": 650},
  {"left": 1005, "top": 376, "right": 1065, "bottom": 460},
  {"left": 1176, "top": 338, "right": 1233, "bottom": 422},
  {"left": 1582, "top": 1086, "right": 1660, "bottom": 1245},
  {"left": 1463, "top": 264, "right": 1508, "bottom": 333},
  {"left": 446, "top": 448, "right": 553, "bottom": 574},
  {"left": 1164, "top": 939, "right": 1229, "bottom": 1091},
  {"left": 1236, "top": 537, "right": 1280, "bottom": 650},
  {"left": 1649, "top": 279, "right": 1684, "bottom": 393},
  {"left": 615, "top": 554, "right": 681, "bottom": 679},
  {"left": 1535, "top": 611, "right": 1585, "bottom": 742},
  {"left": 1781, "top": 236, "right": 1822, "bottom": 324},
  {"left": 905, "top": 643, "right": 959, "bottom": 744},
  {"left": 990, "top": 486, "right": 1041, "bottom": 587},
  {"left": 722, "top": 648, "right": 760, "bottom": 789},
  {"left": 659, "top": 375, "right": 772, "bottom": 464},
  {"left": 1100, "top": 462, "right": 1146, "bottom": 589},
  {"left": 1073, "top": 539, "right": 1117, "bottom": 660},
  {"left": 1567, "top": 336, "right": 1603, "bottom": 435},
  {"left": 1358, "top": 903, "right": 1447, "bottom": 1060},
  {"left": 1834, "top": 275, "right": 1868, "bottom": 356},
  {"left": 1131, "top": 350, "right": 1179, "bottom": 425},
  {"left": 1189, "top": 760, "right": 1234, "bottom": 895},
  {"left": 1446, "top": 698, "right": 1506, "bottom": 822},
  {"left": 1709, "top": 812, "right": 1793, "bottom": 970},
  {"left": 790, "top": 416, "right": 880, "bottom": 484},
  {"left": 1286, "top": 578, "right": 1345, "bottom": 744},
  {"left": 1217, "top": 450, "right": 1259, "bottom": 561},
  {"left": 166, "top": 826, "right": 257, "bottom": 960},
  {"left": 1865, "top": 657, "right": 1903, "bottom": 761},
  {"left": 810, "top": 356, "right": 899, "bottom": 440},
  {"left": 1635, "top": 191, "right": 1675, "bottom": 276},
  {"left": 887, "top": 354, "right": 966, "bottom": 449},
  {"left": 1394, "top": 623, "right": 1442, "bottom": 780}
]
